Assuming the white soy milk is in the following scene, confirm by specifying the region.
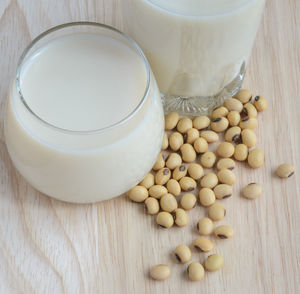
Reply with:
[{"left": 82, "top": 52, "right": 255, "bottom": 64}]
[
  {"left": 5, "top": 33, "right": 164, "bottom": 203},
  {"left": 124, "top": 0, "right": 265, "bottom": 97}
]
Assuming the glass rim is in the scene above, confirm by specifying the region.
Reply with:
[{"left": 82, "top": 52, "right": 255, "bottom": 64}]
[
  {"left": 15, "top": 21, "right": 151, "bottom": 135},
  {"left": 145, "top": 0, "right": 256, "bottom": 18}
]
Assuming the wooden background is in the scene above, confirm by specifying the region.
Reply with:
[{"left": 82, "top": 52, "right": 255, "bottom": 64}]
[{"left": 0, "top": 0, "right": 299, "bottom": 293}]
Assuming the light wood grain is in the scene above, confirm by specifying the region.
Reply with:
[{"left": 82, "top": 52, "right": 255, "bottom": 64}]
[{"left": 0, "top": 1, "right": 299, "bottom": 293}]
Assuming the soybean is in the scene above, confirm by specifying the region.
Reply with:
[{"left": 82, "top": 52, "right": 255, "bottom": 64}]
[
  {"left": 166, "top": 153, "right": 182, "bottom": 170},
  {"left": 208, "top": 203, "right": 226, "bottom": 221},
  {"left": 169, "top": 132, "right": 184, "bottom": 151},
  {"left": 180, "top": 193, "right": 197, "bottom": 210},
  {"left": 216, "top": 142, "right": 235, "bottom": 158},
  {"left": 224, "top": 126, "right": 241, "bottom": 143},
  {"left": 128, "top": 186, "right": 148, "bottom": 202},
  {"left": 179, "top": 177, "right": 197, "bottom": 191},
  {"left": 248, "top": 148, "right": 264, "bottom": 168},
  {"left": 156, "top": 212, "right": 174, "bottom": 228},
  {"left": 177, "top": 117, "right": 193, "bottom": 133},
  {"left": 180, "top": 143, "right": 197, "bottom": 163},
  {"left": 217, "top": 169, "right": 236, "bottom": 185},
  {"left": 140, "top": 173, "right": 154, "bottom": 189},
  {"left": 173, "top": 165, "right": 187, "bottom": 181},
  {"left": 242, "top": 103, "right": 257, "bottom": 118},
  {"left": 276, "top": 163, "right": 295, "bottom": 178},
  {"left": 197, "top": 217, "right": 214, "bottom": 235},
  {"left": 155, "top": 168, "right": 171, "bottom": 185},
  {"left": 242, "top": 183, "right": 262, "bottom": 199},
  {"left": 234, "top": 144, "right": 248, "bottom": 161},
  {"left": 174, "top": 245, "right": 191, "bottom": 264},
  {"left": 199, "top": 188, "right": 216, "bottom": 207},
  {"left": 193, "top": 237, "right": 214, "bottom": 252},
  {"left": 239, "top": 117, "right": 258, "bottom": 129},
  {"left": 165, "top": 112, "right": 179, "bottom": 130},
  {"left": 162, "top": 132, "right": 169, "bottom": 150},
  {"left": 241, "top": 129, "right": 257, "bottom": 148},
  {"left": 253, "top": 95, "right": 267, "bottom": 112},
  {"left": 172, "top": 208, "right": 189, "bottom": 227},
  {"left": 186, "top": 128, "right": 199, "bottom": 144},
  {"left": 211, "top": 117, "right": 229, "bottom": 133},
  {"left": 193, "top": 116, "right": 210, "bottom": 130},
  {"left": 166, "top": 179, "right": 181, "bottom": 196},
  {"left": 200, "top": 152, "right": 217, "bottom": 168},
  {"left": 204, "top": 254, "right": 224, "bottom": 271},
  {"left": 200, "top": 173, "right": 218, "bottom": 189},
  {"left": 149, "top": 185, "right": 168, "bottom": 199},
  {"left": 188, "top": 163, "right": 204, "bottom": 180},
  {"left": 150, "top": 264, "right": 171, "bottom": 280},
  {"left": 194, "top": 137, "right": 208, "bottom": 153},
  {"left": 145, "top": 197, "right": 160, "bottom": 215},
  {"left": 187, "top": 262, "right": 205, "bottom": 281},
  {"left": 214, "top": 225, "right": 234, "bottom": 239},
  {"left": 227, "top": 111, "right": 241, "bottom": 127},
  {"left": 160, "top": 193, "right": 178, "bottom": 213},
  {"left": 153, "top": 153, "right": 165, "bottom": 171},
  {"left": 234, "top": 89, "right": 252, "bottom": 104},
  {"left": 216, "top": 158, "right": 235, "bottom": 171},
  {"left": 223, "top": 98, "right": 243, "bottom": 112},
  {"left": 200, "top": 130, "right": 219, "bottom": 143},
  {"left": 213, "top": 184, "right": 233, "bottom": 199},
  {"left": 211, "top": 106, "right": 229, "bottom": 120}
]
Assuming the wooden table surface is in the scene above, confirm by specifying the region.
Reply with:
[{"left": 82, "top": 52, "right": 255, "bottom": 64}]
[{"left": 0, "top": 1, "right": 299, "bottom": 293}]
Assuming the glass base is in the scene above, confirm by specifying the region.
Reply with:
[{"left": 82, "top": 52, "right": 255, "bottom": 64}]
[{"left": 162, "top": 62, "right": 246, "bottom": 116}]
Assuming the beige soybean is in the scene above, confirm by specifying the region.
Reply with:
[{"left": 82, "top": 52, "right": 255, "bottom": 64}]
[
  {"left": 234, "top": 144, "right": 248, "bottom": 161},
  {"left": 199, "top": 188, "right": 216, "bottom": 207},
  {"left": 242, "top": 183, "right": 262, "bottom": 199},
  {"left": 208, "top": 203, "right": 226, "bottom": 221},
  {"left": 166, "top": 153, "right": 182, "bottom": 170},
  {"left": 276, "top": 163, "right": 295, "bottom": 178},
  {"left": 234, "top": 89, "right": 252, "bottom": 104},
  {"left": 200, "top": 173, "right": 218, "bottom": 189},
  {"left": 180, "top": 193, "right": 197, "bottom": 210},
  {"left": 193, "top": 237, "right": 214, "bottom": 252},
  {"left": 211, "top": 117, "right": 229, "bottom": 133},
  {"left": 174, "top": 245, "right": 191, "bottom": 264},
  {"left": 153, "top": 153, "right": 165, "bottom": 171},
  {"left": 197, "top": 217, "right": 214, "bottom": 235},
  {"left": 193, "top": 116, "right": 210, "bottom": 130},
  {"left": 239, "top": 117, "right": 258, "bottom": 129},
  {"left": 186, "top": 128, "right": 199, "bottom": 144},
  {"left": 216, "top": 142, "right": 235, "bottom": 158},
  {"left": 241, "top": 128, "right": 257, "bottom": 147},
  {"left": 177, "top": 117, "right": 193, "bottom": 133},
  {"left": 128, "top": 186, "right": 148, "bottom": 202},
  {"left": 223, "top": 98, "right": 243, "bottom": 112},
  {"left": 200, "top": 130, "right": 219, "bottom": 143},
  {"left": 155, "top": 168, "right": 171, "bottom": 185},
  {"left": 217, "top": 169, "right": 236, "bottom": 185},
  {"left": 180, "top": 143, "right": 196, "bottom": 163},
  {"left": 205, "top": 254, "right": 224, "bottom": 271},
  {"left": 248, "top": 148, "right": 264, "bottom": 168},
  {"left": 179, "top": 177, "right": 197, "bottom": 191},
  {"left": 211, "top": 106, "right": 229, "bottom": 120},
  {"left": 166, "top": 179, "right": 181, "bottom": 196},
  {"left": 160, "top": 193, "right": 178, "bottom": 213},
  {"left": 227, "top": 111, "right": 241, "bottom": 127},
  {"left": 224, "top": 126, "right": 241, "bottom": 143},
  {"left": 150, "top": 264, "right": 171, "bottom": 280},
  {"left": 214, "top": 225, "right": 234, "bottom": 239},
  {"left": 242, "top": 102, "right": 257, "bottom": 118},
  {"left": 188, "top": 163, "right": 204, "bottom": 180},
  {"left": 140, "top": 173, "right": 154, "bottom": 189},
  {"left": 216, "top": 158, "right": 235, "bottom": 171},
  {"left": 172, "top": 208, "right": 188, "bottom": 227},
  {"left": 253, "top": 95, "right": 267, "bottom": 112},
  {"left": 145, "top": 197, "right": 160, "bottom": 215},
  {"left": 200, "top": 152, "right": 217, "bottom": 168},
  {"left": 149, "top": 185, "right": 168, "bottom": 199},
  {"left": 162, "top": 132, "right": 169, "bottom": 150},
  {"left": 173, "top": 165, "right": 187, "bottom": 181},
  {"left": 213, "top": 184, "right": 233, "bottom": 199},
  {"left": 169, "top": 132, "right": 184, "bottom": 151},
  {"left": 187, "top": 262, "right": 205, "bottom": 281},
  {"left": 193, "top": 137, "right": 209, "bottom": 153},
  {"left": 165, "top": 112, "right": 179, "bottom": 130},
  {"left": 156, "top": 212, "right": 174, "bottom": 228}
]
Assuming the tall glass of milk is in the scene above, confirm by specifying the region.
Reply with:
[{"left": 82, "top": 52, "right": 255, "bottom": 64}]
[
  {"left": 123, "top": 0, "right": 265, "bottom": 115},
  {"left": 4, "top": 22, "right": 164, "bottom": 203}
]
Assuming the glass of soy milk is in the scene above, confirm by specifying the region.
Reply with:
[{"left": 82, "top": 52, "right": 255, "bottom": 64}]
[
  {"left": 123, "top": 0, "right": 266, "bottom": 114},
  {"left": 4, "top": 22, "right": 164, "bottom": 203}
]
